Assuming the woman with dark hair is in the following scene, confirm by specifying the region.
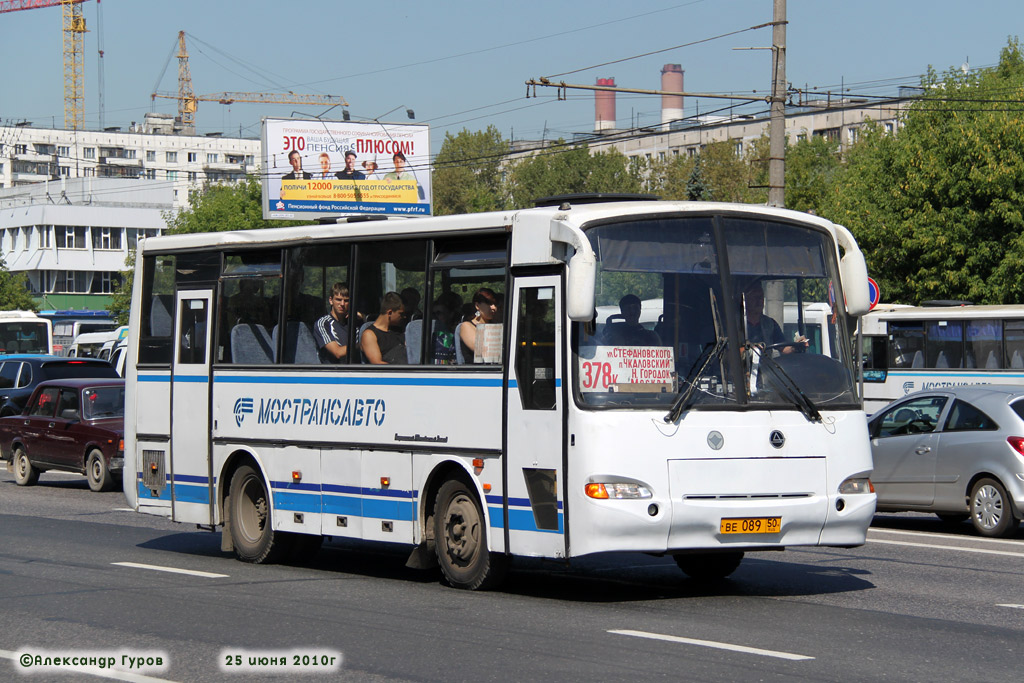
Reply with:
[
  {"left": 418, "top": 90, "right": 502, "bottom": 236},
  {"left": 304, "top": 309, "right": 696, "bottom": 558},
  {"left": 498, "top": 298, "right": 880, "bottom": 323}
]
[{"left": 457, "top": 288, "right": 498, "bottom": 364}]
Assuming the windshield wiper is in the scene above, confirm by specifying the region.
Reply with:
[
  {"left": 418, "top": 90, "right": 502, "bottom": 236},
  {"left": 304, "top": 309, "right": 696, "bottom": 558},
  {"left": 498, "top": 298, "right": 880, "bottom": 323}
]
[
  {"left": 752, "top": 346, "right": 821, "bottom": 422},
  {"left": 664, "top": 337, "right": 727, "bottom": 423}
]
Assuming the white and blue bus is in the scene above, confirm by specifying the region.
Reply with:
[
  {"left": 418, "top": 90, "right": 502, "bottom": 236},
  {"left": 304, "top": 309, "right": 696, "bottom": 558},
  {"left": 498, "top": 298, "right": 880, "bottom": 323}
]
[
  {"left": 862, "top": 303, "right": 1024, "bottom": 413},
  {"left": 0, "top": 311, "right": 53, "bottom": 355},
  {"left": 124, "top": 198, "right": 876, "bottom": 589}
]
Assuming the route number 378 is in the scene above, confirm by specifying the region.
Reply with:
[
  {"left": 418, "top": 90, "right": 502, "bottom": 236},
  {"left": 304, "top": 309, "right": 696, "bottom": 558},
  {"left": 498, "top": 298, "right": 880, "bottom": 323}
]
[{"left": 581, "top": 361, "right": 618, "bottom": 389}]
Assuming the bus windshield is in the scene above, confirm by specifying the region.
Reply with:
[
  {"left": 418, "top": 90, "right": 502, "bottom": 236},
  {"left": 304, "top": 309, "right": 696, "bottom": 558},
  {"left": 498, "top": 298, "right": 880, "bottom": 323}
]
[
  {"left": 0, "top": 321, "right": 50, "bottom": 355},
  {"left": 576, "top": 215, "right": 858, "bottom": 410}
]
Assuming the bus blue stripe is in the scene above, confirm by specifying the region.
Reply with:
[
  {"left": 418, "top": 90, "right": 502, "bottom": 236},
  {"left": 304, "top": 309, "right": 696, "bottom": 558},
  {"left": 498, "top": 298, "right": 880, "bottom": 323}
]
[
  {"left": 274, "top": 490, "right": 415, "bottom": 520},
  {"left": 173, "top": 483, "right": 210, "bottom": 504},
  {"left": 216, "top": 375, "right": 502, "bottom": 387},
  {"left": 488, "top": 506, "right": 564, "bottom": 534}
]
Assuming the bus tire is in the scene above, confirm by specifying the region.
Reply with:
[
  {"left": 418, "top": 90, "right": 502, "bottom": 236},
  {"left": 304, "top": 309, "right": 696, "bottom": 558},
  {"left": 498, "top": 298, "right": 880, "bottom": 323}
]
[
  {"left": 86, "top": 449, "right": 113, "bottom": 492},
  {"left": 13, "top": 447, "right": 38, "bottom": 486},
  {"left": 970, "top": 478, "right": 1020, "bottom": 538},
  {"left": 674, "top": 551, "right": 744, "bottom": 580},
  {"left": 434, "top": 478, "right": 505, "bottom": 590},
  {"left": 229, "top": 464, "right": 292, "bottom": 563}
]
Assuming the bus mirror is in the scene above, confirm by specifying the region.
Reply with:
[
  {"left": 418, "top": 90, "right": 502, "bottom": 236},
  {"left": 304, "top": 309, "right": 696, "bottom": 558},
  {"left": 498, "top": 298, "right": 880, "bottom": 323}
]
[
  {"left": 566, "top": 249, "right": 596, "bottom": 321},
  {"left": 550, "top": 218, "right": 597, "bottom": 322},
  {"left": 841, "top": 245, "right": 871, "bottom": 317}
]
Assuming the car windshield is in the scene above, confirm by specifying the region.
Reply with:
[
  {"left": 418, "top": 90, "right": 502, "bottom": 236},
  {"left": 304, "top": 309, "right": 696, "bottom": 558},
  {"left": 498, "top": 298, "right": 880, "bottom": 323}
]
[
  {"left": 575, "top": 214, "right": 859, "bottom": 411},
  {"left": 82, "top": 386, "right": 125, "bottom": 420}
]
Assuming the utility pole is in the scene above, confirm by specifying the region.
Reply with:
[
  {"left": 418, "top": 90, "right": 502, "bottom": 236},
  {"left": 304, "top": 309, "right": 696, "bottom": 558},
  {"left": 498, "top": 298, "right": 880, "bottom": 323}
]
[{"left": 768, "top": 0, "right": 786, "bottom": 207}]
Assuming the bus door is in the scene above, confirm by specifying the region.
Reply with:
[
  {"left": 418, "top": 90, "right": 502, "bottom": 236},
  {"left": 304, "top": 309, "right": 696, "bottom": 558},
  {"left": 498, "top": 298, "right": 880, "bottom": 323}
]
[
  {"left": 170, "top": 289, "right": 214, "bottom": 524},
  {"left": 504, "top": 275, "right": 566, "bottom": 558}
]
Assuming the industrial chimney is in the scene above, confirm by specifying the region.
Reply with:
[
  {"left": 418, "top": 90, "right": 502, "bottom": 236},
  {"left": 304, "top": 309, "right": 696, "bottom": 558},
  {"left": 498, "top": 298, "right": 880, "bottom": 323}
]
[
  {"left": 661, "top": 64, "right": 684, "bottom": 128},
  {"left": 595, "top": 77, "right": 616, "bottom": 133}
]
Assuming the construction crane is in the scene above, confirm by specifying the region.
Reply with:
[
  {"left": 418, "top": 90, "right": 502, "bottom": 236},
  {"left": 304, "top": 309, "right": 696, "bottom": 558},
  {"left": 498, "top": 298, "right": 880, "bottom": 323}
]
[
  {"left": 151, "top": 31, "right": 346, "bottom": 129},
  {"left": 1, "top": 0, "right": 88, "bottom": 130}
]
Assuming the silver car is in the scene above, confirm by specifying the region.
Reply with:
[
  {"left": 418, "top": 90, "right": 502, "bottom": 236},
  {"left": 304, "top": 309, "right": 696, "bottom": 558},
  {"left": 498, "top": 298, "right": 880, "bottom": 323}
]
[{"left": 868, "top": 386, "right": 1024, "bottom": 537}]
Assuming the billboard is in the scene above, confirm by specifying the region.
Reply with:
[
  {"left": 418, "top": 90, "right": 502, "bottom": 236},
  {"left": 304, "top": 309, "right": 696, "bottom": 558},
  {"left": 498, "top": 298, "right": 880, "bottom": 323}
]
[{"left": 261, "top": 117, "right": 431, "bottom": 220}]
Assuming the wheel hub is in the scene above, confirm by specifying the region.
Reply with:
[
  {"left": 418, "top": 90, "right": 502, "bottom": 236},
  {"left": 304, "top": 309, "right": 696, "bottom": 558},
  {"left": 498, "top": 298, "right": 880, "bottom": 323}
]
[{"left": 443, "top": 495, "right": 480, "bottom": 564}]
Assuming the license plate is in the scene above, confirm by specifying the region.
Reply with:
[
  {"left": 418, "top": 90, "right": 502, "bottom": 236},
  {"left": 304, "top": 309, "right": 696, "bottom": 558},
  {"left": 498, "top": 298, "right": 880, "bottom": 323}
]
[{"left": 720, "top": 517, "right": 781, "bottom": 534}]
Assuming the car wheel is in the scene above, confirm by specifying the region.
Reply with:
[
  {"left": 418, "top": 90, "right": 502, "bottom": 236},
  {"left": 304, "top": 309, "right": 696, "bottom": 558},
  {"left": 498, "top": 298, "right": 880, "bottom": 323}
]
[
  {"left": 970, "top": 478, "right": 1021, "bottom": 538},
  {"left": 674, "top": 552, "right": 745, "bottom": 580},
  {"left": 13, "top": 447, "right": 38, "bottom": 486},
  {"left": 433, "top": 478, "right": 506, "bottom": 590},
  {"left": 86, "top": 449, "right": 114, "bottom": 492},
  {"left": 228, "top": 464, "right": 292, "bottom": 563}
]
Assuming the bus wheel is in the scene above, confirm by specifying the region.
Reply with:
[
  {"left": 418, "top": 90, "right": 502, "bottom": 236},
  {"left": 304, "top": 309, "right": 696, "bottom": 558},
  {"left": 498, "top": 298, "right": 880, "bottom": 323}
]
[
  {"left": 434, "top": 479, "right": 505, "bottom": 590},
  {"left": 229, "top": 465, "right": 291, "bottom": 563},
  {"left": 13, "top": 447, "right": 38, "bottom": 486},
  {"left": 86, "top": 450, "right": 113, "bottom": 492},
  {"left": 970, "top": 478, "right": 1020, "bottom": 538},
  {"left": 674, "top": 552, "right": 744, "bottom": 580}
]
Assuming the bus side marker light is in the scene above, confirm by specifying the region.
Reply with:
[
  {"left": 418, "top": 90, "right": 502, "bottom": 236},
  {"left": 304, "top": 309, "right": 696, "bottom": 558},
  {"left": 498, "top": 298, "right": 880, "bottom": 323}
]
[
  {"left": 292, "top": 470, "right": 302, "bottom": 482},
  {"left": 380, "top": 476, "right": 390, "bottom": 488},
  {"left": 483, "top": 483, "right": 492, "bottom": 493}
]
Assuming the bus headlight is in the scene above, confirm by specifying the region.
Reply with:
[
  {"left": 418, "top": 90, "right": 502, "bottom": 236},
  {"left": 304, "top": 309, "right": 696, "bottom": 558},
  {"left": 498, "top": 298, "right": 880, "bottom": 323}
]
[
  {"left": 838, "top": 477, "right": 874, "bottom": 494},
  {"left": 585, "top": 482, "right": 653, "bottom": 499}
]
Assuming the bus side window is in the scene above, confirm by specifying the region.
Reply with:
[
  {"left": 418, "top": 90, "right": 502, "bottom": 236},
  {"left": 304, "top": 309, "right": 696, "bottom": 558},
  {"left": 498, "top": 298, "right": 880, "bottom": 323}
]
[
  {"left": 139, "top": 255, "right": 176, "bottom": 365},
  {"left": 516, "top": 287, "right": 556, "bottom": 410}
]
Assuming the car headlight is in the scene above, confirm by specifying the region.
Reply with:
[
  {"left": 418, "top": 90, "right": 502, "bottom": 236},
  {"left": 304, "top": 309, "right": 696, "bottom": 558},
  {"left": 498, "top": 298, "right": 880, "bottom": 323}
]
[
  {"left": 585, "top": 482, "right": 653, "bottom": 499},
  {"left": 838, "top": 477, "right": 874, "bottom": 494}
]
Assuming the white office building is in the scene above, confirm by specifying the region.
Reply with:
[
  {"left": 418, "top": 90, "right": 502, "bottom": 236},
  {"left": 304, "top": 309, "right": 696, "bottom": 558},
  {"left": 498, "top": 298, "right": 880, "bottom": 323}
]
[{"left": 0, "top": 177, "right": 171, "bottom": 310}]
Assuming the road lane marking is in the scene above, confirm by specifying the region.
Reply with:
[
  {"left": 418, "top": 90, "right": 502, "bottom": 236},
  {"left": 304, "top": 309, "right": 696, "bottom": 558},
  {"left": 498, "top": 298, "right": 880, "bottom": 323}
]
[
  {"left": 997, "top": 604, "right": 1024, "bottom": 610},
  {"left": 0, "top": 649, "right": 177, "bottom": 682},
  {"left": 867, "top": 538, "right": 1024, "bottom": 558},
  {"left": 870, "top": 527, "right": 1024, "bottom": 546},
  {"left": 112, "top": 562, "right": 228, "bottom": 578},
  {"left": 609, "top": 629, "right": 814, "bottom": 661}
]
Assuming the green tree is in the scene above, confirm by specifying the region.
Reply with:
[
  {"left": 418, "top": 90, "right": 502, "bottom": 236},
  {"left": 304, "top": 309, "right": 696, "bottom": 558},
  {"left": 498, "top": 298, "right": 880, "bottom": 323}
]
[
  {"left": 784, "top": 135, "right": 842, "bottom": 214},
  {"left": 433, "top": 126, "right": 510, "bottom": 215},
  {"left": 0, "top": 257, "right": 38, "bottom": 312},
  {"left": 686, "top": 155, "right": 712, "bottom": 200},
  {"left": 825, "top": 39, "right": 1024, "bottom": 304},
  {"left": 506, "top": 143, "right": 643, "bottom": 208}
]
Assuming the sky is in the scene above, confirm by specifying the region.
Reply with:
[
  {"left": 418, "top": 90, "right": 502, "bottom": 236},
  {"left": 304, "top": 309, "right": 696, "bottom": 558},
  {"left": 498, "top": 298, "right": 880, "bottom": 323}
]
[{"left": 2, "top": 0, "right": 1021, "bottom": 160}]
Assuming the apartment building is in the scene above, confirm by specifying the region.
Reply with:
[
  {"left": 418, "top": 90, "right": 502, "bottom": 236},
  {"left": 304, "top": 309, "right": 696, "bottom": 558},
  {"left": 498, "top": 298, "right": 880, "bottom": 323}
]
[{"left": 0, "top": 112, "right": 260, "bottom": 209}]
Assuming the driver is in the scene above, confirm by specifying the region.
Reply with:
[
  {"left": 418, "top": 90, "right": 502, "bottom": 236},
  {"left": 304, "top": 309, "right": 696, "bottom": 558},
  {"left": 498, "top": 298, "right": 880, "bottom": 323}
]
[{"left": 742, "top": 283, "right": 806, "bottom": 354}]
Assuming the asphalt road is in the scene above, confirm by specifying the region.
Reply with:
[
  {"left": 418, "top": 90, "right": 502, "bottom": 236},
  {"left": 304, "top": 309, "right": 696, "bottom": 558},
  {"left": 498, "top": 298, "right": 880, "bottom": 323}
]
[{"left": 0, "top": 469, "right": 1021, "bottom": 682}]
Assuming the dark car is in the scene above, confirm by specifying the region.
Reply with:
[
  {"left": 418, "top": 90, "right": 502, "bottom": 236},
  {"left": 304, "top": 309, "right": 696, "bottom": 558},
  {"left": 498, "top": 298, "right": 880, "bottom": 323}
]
[
  {"left": 1, "top": 378, "right": 125, "bottom": 492},
  {"left": 0, "top": 355, "right": 119, "bottom": 417}
]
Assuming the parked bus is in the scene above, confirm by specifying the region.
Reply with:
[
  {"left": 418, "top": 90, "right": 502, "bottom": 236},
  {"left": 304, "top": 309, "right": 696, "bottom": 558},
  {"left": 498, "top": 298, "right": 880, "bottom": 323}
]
[
  {"left": 0, "top": 311, "right": 52, "bottom": 355},
  {"left": 39, "top": 310, "right": 117, "bottom": 355},
  {"left": 124, "top": 199, "right": 875, "bottom": 589},
  {"left": 862, "top": 303, "right": 1024, "bottom": 413}
]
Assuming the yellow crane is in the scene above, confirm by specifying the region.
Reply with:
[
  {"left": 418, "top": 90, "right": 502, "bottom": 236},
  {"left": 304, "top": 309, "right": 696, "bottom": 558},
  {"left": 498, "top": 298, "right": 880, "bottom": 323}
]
[
  {"left": 1, "top": 0, "right": 89, "bottom": 130},
  {"left": 151, "top": 31, "right": 346, "bottom": 128}
]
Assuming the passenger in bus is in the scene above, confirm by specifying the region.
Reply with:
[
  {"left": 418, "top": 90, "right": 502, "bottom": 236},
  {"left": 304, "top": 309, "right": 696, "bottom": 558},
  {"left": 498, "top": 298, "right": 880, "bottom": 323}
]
[
  {"left": 743, "top": 283, "right": 806, "bottom": 354},
  {"left": 457, "top": 288, "right": 499, "bottom": 364},
  {"left": 314, "top": 283, "right": 353, "bottom": 364},
  {"left": 602, "top": 294, "right": 661, "bottom": 346},
  {"left": 400, "top": 287, "right": 423, "bottom": 322},
  {"left": 430, "top": 291, "right": 463, "bottom": 365},
  {"left": 360, "top": 291, "right": 408, "bottom": 364}
]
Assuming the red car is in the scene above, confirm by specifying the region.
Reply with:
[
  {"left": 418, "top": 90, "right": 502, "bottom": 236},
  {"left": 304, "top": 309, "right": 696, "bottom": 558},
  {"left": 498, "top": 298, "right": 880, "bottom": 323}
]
[{"left": 1, "top": 378, "right": 125, "bottom": 492}]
